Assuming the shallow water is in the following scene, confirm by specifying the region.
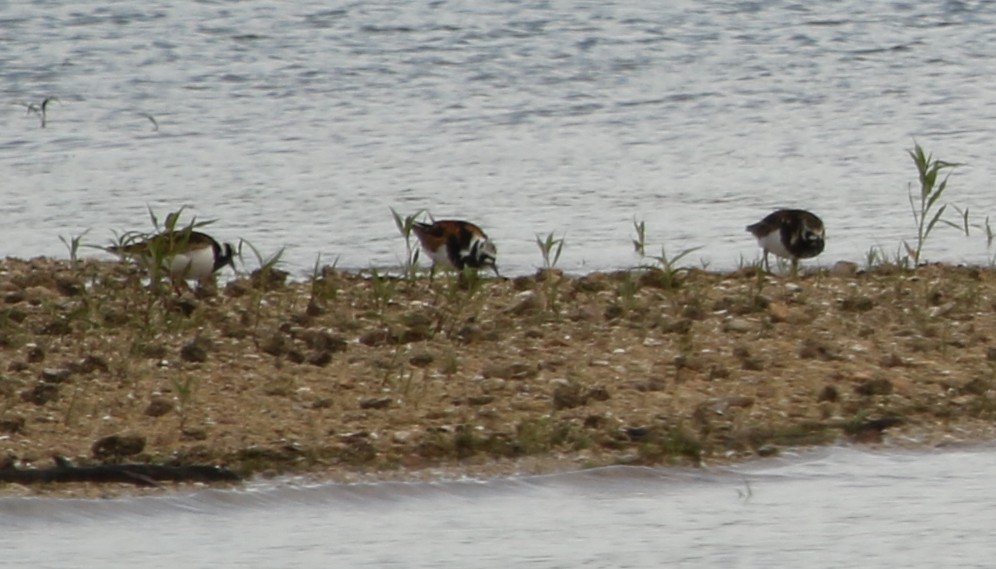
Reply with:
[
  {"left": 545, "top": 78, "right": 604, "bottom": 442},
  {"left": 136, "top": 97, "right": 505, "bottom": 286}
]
[
  {"left": 3, "top": 446, "right": 996, "bottom": 568},
  {"left": 3, "top": 1, "right": 996, "bottom": 276}
]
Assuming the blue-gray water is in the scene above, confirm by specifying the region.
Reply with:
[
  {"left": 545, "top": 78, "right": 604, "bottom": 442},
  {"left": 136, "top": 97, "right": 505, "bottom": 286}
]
[
  {"left": 2, "top": 0, "right": 996, "bottom": 276},
  {"left": 3, "top": 446, "right": 996, "bottom": 568}
]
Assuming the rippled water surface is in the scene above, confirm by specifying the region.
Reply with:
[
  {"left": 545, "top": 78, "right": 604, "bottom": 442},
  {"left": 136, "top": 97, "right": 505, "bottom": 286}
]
[
  {"left": 3, "top": 1, "right": 996, "bottom": 275},
  {"left": 4, "top": 446, "right": 996, "bottom": 568}
]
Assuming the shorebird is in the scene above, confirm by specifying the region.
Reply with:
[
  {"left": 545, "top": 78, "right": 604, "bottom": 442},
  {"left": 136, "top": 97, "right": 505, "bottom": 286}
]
[
  {"left": 411, "top": 219, "right": 499, "bottom": 278},
  {"left": 746, "top": 209, "right": 825, "bottom": 274},
  {"left": 108, "top": 229, "right": 236, "bottom": 288}
]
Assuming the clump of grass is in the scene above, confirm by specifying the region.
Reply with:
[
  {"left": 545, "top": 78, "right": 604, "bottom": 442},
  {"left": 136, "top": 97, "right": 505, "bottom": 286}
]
[
  {"left": 903, "top": 142, "right": 967, "bottom": 267},
  {"left": 306, "top": 254, "right": 340, "bottom": 313},
  {"left": 536, "top": 231, "right": 565, "bottom": 270},
  {"left": 432, "top": 266, "right": 487, "bottom": 337},
  {"left": 391, "top": 208, "right": 424, "bottom": 282},
  {"left": 534, "top": 231, "right": 567, "bottom": 316},
  {"left": 59, "top": 229, "right": 90, "bottom": 269},
  {"left": 632, "top": 218, "right": 648, "bottom": 257},
  {"left": 236, "top": 239, "right": 286, "bottom": 341},
  {"left": 633, "top": 425, "right": 704, "bottom": 465},
  {"left": 239, "top": 239, "right": 285, "bottom": 287},
  {"left": 632, "top": 219, "right": 700, "bottom": 290},
  {"left": 170, "top": 375, "right": 198, "bottom": 433},
  {"left": 368, "top": 267, "right": 399, "bottom": 312}
]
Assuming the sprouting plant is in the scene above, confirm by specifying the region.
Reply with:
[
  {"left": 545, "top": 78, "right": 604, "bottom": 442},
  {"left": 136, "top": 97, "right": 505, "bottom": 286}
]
[
  {"left": 308, "top": 254, "right": 340, "bottom": 309},
  {"left": 239, "top": 239, "right": 284, "bottom": 282},
  {"left": 903, "top": 142, "right": 965, "bottom": 267},
  {"left": 632, "top": 218, "right": 647, "bottom": 258},
  {"left": 536, "top": 232, "right": 565, "bottom": 270},
  {"left": 980, "top": 215, "right": 995, "bottom": 249},
  {"left": 139, "top": 112, "right": 159, "bottom": 132},
  {"left": 532, "top": 232, "right": 567, "bottom": 317},
  {"left": 648, "top": 244, "right": 702, "bottom": 290},
  {"left": 432, "top": 266, "right": 487, "bottom": 337},
  {"left": 864, "top": 246, "right": 882, "bottom": 270},
  {"left": 236, "top": 239, "right": 286, "bottom": 339},
  {"left": 59, "top": 229, "right": 90, "bottom": 269},
  {"left": 632, "top": 219, "right": 700, "bottom": 289},
  {"left": 17, "top": 97, "right": 58, "bottom": 128},
  {"left": 170, "top": 375, "right": 198, "bottom": 433},
  {"left": 617, "top": 271, "right": 640, "bottom": 313},
  {"left": 391, "top": 208, "right": 424, "bottom": 282},
  {"left": 369, "top": 267, "right": 398, "bottom": 311}
]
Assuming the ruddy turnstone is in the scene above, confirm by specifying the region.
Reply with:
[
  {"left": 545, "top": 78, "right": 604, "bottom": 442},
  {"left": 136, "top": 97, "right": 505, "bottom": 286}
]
[
  {"left": 108, "top": 229, "right": 236, "bottom": 285},
  {"left": 411, "top": 219, "right": 499, "bottom": 278},
  {"left": 746, "top": 209, "right": 825, "bottom": 274}
]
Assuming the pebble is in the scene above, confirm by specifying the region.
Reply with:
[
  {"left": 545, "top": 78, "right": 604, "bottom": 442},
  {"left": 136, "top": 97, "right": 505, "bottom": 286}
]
[{"left": 723, "top": 318, "right": 754, "bottom": 333}]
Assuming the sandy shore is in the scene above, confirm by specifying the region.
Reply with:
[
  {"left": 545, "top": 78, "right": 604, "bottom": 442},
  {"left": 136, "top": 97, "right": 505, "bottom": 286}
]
[{"left": 2, "top": 256, "right": 995, "bottom": 496}]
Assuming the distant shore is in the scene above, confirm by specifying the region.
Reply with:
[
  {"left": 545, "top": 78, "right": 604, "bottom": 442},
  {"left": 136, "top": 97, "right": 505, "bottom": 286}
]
[{"left": 2, "top": 256, "right": 996, "bottom": 497}]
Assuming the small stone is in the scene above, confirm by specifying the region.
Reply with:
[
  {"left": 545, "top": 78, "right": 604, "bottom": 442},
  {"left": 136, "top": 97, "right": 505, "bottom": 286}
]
[
  {"left": 392, "top": 431, "right": 414, "bottom": 444},
  {"left": 92, "top": 434, "right": 146, "bottom": 460},
  {"left": 756, "top": 445, "right": 780, "bottom": 457},
  {"left": 662, "top": 319, "right": 693, "bottom": 334},
  {"left": 359, "top": 397, "right": 392, "bottom": 410},
  {"left": 145, "top": 397, "right": 174, "bottom": 417},
  {"left": 55, "top": 277, "right": 84, "bottom": 297},
  {"left": 409, "top": 352, "right": 434, "bottom": 368},
  {"left": 830, "top": 261, "right": 859, "bottom": 277},
  {"left": 929, "top": 302, "right": 957, "bottom": 319},
  {"left": 552, "top": 383, "right": 587, "bottom": 410},
  {"left": 818, "top": 385, "right": 839, "bottom": 402},
  {"left": 39, "top": 368, "right": 72, "bottom": 383},
  {"left": 180, "top": 337, "right": 211, "bottom": 363},
  {"left": 71, "top": 355, "right": 109, "bottom": 374},
  {"left": 25, "top": 344, "right": 45, "bottom": 363},
  {"left": 986, "top": 347, "right": 996, "bottom": 362},
  {"left": 635, "top": 378, "right": 667, "bottom": 392},
  {"left": 854, "top": 378, "right": 893, "bottom": 396},
  {"left": 699, "top": 396, "right": 754, "bottom": 415},
  {"left": 39, "top": 318, "right": 71, "bottom": 336},
  {"left": 507, "top": 292, "right": 543, "bottom": 316},
  {"left": 879, "top": 353, "right": 909, "bottom": 368},
  {"left": 603, "top": 304, "right": 624, "bottom": 321},
  {"left": 741, "top": 357, "right": 765, "bottom": 371},
  {"left": 841, "top": 296, "right": 875, "bottom": 312},
  {"left": 624, "top": 426, "right": 652, "bottom": 441},
  {"left": 769, "top": 302, "right": 791, "bottom": 323},
  {"left": 259, "top": 333, "right": 287, "bottom": 356},
  {"left": 708, "top": 365, "right": 731, "bottom": 380},
  {"left": 957, "top": 377, "right": 990, "bottom": 396},
  {"left": 586, "top": 386, "right": 611, "bottom": 402},
  {"left": 181, "top": 428, "right": 208, "bottom": 441},
  {"left": 4, "top": 290, "right": 25, "bottom": 304},
  {"left": 723, "top": 318, "right": 754, "bottom": 333},
  {"left": 482, "top": 362, "right": 538, "bottom": 380},
  {"left": 359, "top": 329, "right": 391, "bottom": 347},
  {"left": 0, "top": 416, "right": 25, "bottom": 434},
  {"left": 301, "top": 329, "right": 348, "bottom": 353},
  {"left": 307, "top": 350, "right": 333, "bottom": 367},
  {"left": 467, "top": 395, "right": 495, "bottom": 406},
  {"left": 21, "top": 382, "right": 59, "bottom": 405}
]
